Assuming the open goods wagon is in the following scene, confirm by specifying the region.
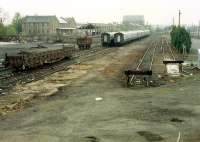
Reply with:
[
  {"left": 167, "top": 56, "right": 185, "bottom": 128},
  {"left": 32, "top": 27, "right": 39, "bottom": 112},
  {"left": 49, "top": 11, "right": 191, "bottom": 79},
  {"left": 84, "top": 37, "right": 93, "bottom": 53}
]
[
  {"left": 5, "top": 45, "right": 75, "bottom": 70},
  {"left": 77, "top": 36, "right": 92, "bottom": 50}
]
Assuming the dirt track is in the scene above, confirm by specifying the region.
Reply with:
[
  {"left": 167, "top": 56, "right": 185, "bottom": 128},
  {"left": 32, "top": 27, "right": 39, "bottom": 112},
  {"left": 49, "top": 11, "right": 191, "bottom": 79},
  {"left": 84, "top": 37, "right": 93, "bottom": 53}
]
[{"left": 0, "top": 38, "right": 200, "bottom": 142}]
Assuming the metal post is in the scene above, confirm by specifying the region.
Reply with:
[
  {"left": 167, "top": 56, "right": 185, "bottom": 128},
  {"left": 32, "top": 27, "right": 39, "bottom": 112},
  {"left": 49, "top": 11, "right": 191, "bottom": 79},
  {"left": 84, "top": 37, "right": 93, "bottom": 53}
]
[
  {"left": 178, "top": 10, "right": 181, "bottom": 27},
  {"left": 198, "top": 21, "right": 200, "bottom": 39}
]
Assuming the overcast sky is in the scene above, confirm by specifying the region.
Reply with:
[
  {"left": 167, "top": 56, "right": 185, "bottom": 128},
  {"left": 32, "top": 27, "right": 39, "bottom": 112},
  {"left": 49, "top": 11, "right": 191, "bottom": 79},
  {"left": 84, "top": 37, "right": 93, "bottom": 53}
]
[{"left": 1, "top": 0, "right": 200, "bottom": 25}]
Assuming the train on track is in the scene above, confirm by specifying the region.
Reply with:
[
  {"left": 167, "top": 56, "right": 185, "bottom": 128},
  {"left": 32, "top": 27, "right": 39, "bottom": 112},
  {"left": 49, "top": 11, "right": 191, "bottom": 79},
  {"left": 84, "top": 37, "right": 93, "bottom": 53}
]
[{"left": 101, "top": 30, "right": 150, "bottom": 46}]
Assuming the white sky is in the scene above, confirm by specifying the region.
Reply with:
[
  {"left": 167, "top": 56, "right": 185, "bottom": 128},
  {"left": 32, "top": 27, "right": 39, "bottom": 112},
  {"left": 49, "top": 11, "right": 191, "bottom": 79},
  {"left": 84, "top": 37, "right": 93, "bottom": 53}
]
[{"left": 1, "top": 0, "right": 200, "bottom": 25}]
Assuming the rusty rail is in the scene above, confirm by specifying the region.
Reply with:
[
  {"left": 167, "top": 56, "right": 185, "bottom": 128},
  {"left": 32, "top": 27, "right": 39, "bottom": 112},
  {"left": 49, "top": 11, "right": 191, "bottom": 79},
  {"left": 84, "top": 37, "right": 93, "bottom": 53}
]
[{"left": 125, "top": 41, "right": 158, "bottom": 87}]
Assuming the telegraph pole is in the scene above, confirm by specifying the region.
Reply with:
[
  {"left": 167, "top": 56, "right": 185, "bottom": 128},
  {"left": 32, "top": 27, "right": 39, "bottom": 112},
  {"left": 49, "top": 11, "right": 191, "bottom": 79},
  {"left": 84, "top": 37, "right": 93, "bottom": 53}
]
[
  {"left": 178, "top": 10, "right": 181, "bottom": 27},
  {"left": 198, "top": 21, "right": 200, "bottom": 39},
  {"left": 173, "top": 17, "right": 175, "bottom": 26}
]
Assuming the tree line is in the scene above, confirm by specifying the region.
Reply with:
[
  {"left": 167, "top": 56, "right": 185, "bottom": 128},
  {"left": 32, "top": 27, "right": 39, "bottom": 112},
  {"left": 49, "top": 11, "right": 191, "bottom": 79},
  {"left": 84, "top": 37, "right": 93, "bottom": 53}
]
[
  {"left": 0, "top": 12, "right": 22, "bottom": 36},
  {"left": 170, "top": 26, "right": 192, "bottom": 53}
]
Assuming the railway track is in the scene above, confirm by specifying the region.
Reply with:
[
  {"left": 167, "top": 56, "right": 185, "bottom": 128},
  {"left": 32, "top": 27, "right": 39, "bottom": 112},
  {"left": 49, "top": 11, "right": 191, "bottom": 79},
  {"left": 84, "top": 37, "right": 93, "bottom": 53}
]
[
  {"left": 125, "top": 37, "right": 182, "bottom": 87},
  {"left": 161, "top": 38, "right": 176, "bottom": 61},
  {"left": 125, "top": 41, "right": 158, "bottom": 86},
  {"left": 0, "top": 47, "right": 114, "bottom": 92},
  {"left": 136, "top": 41, "right": 157, "bottom": 71}
]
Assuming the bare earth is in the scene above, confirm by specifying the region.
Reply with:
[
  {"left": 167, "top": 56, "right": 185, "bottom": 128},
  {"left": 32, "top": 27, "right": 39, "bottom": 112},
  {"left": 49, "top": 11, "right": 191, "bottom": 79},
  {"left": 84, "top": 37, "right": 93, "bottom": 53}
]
[{"left": 0, "top": 38, "right": 200, "bottom": 142}]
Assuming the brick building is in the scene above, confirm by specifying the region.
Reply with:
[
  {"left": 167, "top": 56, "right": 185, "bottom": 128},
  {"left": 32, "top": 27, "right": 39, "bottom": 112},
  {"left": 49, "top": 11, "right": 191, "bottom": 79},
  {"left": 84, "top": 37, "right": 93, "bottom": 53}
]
[{"left": 22, "top": 15, "right": 59, "bottom": 35}]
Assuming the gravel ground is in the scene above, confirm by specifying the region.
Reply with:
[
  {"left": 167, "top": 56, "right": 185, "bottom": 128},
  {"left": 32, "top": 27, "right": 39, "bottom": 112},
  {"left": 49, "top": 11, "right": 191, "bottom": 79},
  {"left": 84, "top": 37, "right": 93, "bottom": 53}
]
[{"left": 0, "top": 38, "right": 200, "bottom": 142}]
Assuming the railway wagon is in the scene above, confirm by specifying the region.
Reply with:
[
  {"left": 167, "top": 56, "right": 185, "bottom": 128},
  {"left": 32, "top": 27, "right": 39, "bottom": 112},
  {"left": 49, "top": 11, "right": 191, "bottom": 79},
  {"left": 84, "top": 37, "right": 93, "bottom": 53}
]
[
  {"left": 101, "top": 32, "right": 116, "bottom": 46},
  {"left": 5, "top": 45, "right": 75, "bottom": 70},
  {"left": 114, "top": 30, "right": 150, "bottom": 46},
  {"left": 77, "top": 36, "right": 92, "bottom": 50}
]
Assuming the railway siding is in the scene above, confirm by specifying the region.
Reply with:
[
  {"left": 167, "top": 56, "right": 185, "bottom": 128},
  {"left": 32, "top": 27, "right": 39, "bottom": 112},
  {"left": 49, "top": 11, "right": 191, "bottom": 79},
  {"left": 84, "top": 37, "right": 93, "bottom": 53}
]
[{"left": 124, "top": 37, "right": 183, "bottom": 87}]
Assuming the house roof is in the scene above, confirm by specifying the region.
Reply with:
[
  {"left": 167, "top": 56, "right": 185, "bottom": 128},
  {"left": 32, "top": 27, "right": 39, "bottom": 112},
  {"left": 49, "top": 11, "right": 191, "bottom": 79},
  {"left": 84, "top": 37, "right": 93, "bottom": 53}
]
[
  {"left": 23, "top": 15, "right": 58, "bottom": 23},
  {"left": 58, "top": 17, "right": 67, "bottom": 24},
  {"left": 58, "top": 17, "right": 77, "bottom": 28},
  {"left": 79, "top": 24, "right": 96, "bottom": 29},
  {"left": 56, "top": 27, "right": 76, "bottom": 30},
  {"left": 62, "top": 17, "right": 75, "bottom": 24}
]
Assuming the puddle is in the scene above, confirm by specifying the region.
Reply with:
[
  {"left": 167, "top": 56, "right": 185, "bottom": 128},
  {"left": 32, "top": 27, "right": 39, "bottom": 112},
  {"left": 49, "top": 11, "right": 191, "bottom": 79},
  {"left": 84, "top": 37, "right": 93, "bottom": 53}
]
[
  {"left": 0, "top": 42, "right": 19, "bottom": 45},
  {"left": 137, "top": 131, "right": 163, "bottom": 141},
  {"left": 95, "top": 97, "right": 103, "bottom": 101},
  {"left": 171, "top": 118, "right": 184, "bottom": 123},
  {"left": 84, "top": 136, "right": 100, "bottom": 142}
]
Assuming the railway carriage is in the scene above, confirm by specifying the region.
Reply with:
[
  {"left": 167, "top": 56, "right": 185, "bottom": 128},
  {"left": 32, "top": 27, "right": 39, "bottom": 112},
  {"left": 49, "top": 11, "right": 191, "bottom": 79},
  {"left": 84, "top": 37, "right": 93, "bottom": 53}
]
[
  {"left": 101, "top": 30, "right": 150, "bottom": 47},
  {"left": 114, "top": 31, "right": 139, "bottom": 46},
  {"left": 114, "top": 30, "right": 150, "bottom": 46},
  {"left": 101, "top": 32, "right": 116, "bottom": 46}
]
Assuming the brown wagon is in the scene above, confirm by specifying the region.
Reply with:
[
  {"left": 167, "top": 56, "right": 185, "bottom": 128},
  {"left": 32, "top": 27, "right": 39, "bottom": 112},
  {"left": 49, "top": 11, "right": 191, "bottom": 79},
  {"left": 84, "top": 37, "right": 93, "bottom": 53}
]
[
  {"left": 5, "top": 45, "right": 75, "bottom": 70},
  {"left": 77, "top": 36, "right": 92, "bottom": 50}
]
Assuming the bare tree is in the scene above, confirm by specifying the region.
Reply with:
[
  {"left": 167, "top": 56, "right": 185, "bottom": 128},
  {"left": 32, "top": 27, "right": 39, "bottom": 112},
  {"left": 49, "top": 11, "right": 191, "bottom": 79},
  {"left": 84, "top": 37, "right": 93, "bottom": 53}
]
[
  {"left": 0, "top": 8, "right": 3, "bottom": 23},
  {"left": 0, "top": 8, "right": 8, "bottom": 23}
]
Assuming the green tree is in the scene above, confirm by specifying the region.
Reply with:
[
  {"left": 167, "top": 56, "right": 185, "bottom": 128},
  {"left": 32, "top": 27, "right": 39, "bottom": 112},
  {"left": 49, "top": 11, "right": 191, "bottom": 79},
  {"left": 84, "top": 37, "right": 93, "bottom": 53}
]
[
  {"left": 5, "top": 24, "right": 16, "bottom": 35},
  {"left": 0, "top": 22, "right": 6, "bottom": 35},
  {"left": 170, "top": 26, "right": 191, "bottom": 53},
  {"left": 12, "top": 12, "right": 22, "bottom": 34}
]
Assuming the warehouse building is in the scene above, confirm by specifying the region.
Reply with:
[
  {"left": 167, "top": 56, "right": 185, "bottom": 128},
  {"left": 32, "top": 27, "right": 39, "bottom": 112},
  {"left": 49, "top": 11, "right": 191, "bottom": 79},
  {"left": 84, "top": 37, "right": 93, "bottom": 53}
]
[
  {"left": 22, "top": 15, "right": 59, "bottom": 35},
  {"left": 123, "top": 15, "right": 145, "bottom": 26}
]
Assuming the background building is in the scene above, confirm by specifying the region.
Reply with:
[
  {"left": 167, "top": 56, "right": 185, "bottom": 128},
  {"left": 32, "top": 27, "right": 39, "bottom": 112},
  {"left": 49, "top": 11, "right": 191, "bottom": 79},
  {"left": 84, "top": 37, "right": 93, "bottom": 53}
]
[
  {"left": 123, "top": 15, "right": 145, "bottom": 26},
  {"left": 56, "top": 17, "right": 77, "bottom": 35},
  {"left": 22, "top": 15, "right": 59, "bottom": 35},
  {"left": 78, "top": 23, "right": 113, "bottom": 36}
]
